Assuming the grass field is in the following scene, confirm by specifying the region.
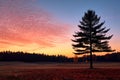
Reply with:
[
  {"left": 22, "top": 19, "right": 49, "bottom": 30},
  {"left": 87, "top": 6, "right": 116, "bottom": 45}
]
[{"left": 0, "top": 62, "right": 120, "bottom": 80}]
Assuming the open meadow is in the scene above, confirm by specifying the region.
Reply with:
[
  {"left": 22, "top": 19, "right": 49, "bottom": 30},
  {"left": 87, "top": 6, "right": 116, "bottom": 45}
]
[{"left": 0, "top": 62, "right": 120, "bottom": 80}]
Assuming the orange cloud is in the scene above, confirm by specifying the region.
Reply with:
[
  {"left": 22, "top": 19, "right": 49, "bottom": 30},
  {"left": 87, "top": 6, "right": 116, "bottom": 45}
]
[{"left": 0, "top": 0, "right": 72, "bottom": 49}]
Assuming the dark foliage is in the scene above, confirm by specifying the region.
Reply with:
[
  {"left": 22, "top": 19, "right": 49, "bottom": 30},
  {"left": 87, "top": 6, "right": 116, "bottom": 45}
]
[
  {"left": 0, "top": 51, "right": 72, "bottom": 62},
  {"left": 0, "top": 51, "right": 120, "bottom": 62},
  {"left": 72, "top": 10, "right": 113, "bottom": 68},
  {"left": 72, "top": 10, "right": 113, "bottom": 54},
  {"left": 78, "top": 52, "right": 120, "bottom": 62}
]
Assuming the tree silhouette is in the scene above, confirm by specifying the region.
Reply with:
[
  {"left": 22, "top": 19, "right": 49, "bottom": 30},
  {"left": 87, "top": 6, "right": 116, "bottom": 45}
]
[{"left": 72, "top": 10, "right": 113, "bottom": 69}]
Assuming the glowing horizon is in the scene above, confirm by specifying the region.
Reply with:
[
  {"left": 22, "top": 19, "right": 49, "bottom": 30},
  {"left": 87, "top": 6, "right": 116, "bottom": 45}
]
[{"left": 0, "top": 0, "right": 120, "bottom": 57}]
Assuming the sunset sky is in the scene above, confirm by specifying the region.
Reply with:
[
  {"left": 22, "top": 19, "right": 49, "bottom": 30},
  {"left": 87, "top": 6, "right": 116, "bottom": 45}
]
[{"left": 0, "top": 0, "right": 120, "bottom": 57}]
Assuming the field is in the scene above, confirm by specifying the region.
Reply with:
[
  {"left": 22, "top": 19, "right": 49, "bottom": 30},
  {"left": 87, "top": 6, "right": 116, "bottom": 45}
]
[{"left": 0, "top": 62, "right": 120, "bottom": 80}]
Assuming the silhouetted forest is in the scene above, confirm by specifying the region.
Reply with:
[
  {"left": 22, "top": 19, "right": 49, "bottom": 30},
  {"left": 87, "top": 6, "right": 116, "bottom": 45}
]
[
  {"left": 0, "top": 51, "right": 120, "bottom": 62},
  {"left": 0, "top": 51, "right": 72, "bottom": 62},
  {"left": 79, "top": 52, "right": 120, "bottom": 62}
]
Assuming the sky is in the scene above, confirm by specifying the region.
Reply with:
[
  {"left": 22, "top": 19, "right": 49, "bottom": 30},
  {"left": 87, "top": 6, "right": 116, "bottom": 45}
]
[{"left": 0, "top": 0, "right": 120, "bottom": 57}]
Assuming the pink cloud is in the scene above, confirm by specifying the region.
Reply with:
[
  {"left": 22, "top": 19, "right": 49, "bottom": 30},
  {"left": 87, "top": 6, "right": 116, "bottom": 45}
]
[{"left": 0, "top": 0, "right": 72, "bottom": 48}]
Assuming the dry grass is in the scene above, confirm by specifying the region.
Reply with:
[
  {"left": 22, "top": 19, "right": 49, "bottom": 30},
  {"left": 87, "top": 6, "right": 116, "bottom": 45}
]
[
  {"left": 0, "top": 62, "right": 120, "bottom": 80},
  {"left": 0, "top": 68, "right": 120, "bottom": 80}
]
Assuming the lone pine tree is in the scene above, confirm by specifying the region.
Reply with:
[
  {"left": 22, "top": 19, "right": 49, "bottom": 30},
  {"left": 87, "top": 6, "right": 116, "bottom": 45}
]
[{"left": 72, "top": 10, "right": 113, "bottom": 69}]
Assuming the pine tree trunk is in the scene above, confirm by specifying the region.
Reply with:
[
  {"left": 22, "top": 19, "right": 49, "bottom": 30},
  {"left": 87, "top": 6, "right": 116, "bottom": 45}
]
[
  {"left": 90, "top": 24, "right": 93, "bottom": 69},
  {"left": 90, "top": 42, "right": 93, "bottom": 69}
]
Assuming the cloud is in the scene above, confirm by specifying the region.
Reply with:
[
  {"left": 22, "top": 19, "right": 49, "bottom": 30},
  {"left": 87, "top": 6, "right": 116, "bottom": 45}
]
[{"left": 0, "top": 0, "right": 72, "bottom": 48}]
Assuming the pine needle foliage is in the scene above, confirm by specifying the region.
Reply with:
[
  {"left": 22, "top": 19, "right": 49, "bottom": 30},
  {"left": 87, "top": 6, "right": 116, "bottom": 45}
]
[{"left": 72, "top": 10, "right": 114, "bottom": 68}]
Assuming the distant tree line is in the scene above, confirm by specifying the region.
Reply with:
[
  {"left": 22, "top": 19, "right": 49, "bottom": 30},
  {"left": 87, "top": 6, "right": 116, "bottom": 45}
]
[
  {"left": 0, "top": 51, "right": 120, "bottom": 62},
  {"left": 0, "top": 51, "right": 72, "bottom": 62},
  {"left": 78, "top": 52, "right": 120, "bottom": 62}
]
